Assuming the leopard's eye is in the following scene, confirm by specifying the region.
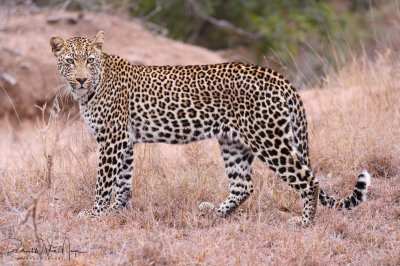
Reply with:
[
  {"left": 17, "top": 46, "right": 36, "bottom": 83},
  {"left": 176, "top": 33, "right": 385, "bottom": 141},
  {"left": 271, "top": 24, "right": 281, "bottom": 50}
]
[
  {"left": 87, "top": 58, "right": 95, "bottom": 64},
  {"left": 66, "top": 58, "right": 74, "bottom": 64}
]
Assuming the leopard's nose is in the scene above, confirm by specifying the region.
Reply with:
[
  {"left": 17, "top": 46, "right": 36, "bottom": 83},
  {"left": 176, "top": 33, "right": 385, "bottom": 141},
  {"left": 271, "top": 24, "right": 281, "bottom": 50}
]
[{"left": 76, "top": 78, "right": 87, "bottom": 85}]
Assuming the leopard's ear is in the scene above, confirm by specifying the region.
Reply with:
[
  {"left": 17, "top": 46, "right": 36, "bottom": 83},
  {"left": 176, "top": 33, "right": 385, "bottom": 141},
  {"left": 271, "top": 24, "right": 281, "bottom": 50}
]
[
  {"left": 92, "top": 31, "right": 105, "bottom": 53},
  {"left": 50, "top": 35, "right": 67, "bottom": 57}
]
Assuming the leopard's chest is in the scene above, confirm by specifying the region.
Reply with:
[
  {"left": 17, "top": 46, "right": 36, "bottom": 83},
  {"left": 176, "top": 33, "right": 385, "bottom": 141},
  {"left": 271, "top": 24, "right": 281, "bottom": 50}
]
[{"left": 80, "top": 104, "right": 111, "bottom": 137}]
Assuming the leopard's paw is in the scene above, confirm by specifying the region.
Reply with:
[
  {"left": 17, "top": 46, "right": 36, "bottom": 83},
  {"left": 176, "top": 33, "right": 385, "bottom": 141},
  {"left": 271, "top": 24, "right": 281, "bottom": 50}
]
[
  {"left": 286, "top": 216, "right": 303, "bottom": 228},
  {"left": 199, "top": 202, "right": 215, "bottom": 213},
  {"left": 78, "top": 209, "right": 100, "bottom": 220},
  {"left": 106, "top": 201, "right": 131, "bottom": 214}
]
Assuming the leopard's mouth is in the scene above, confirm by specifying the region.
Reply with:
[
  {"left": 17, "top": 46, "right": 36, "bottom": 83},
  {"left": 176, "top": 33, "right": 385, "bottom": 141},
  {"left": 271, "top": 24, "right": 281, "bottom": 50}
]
[{"left": 70, "top": 83, "right": 89, "bottom": 91}]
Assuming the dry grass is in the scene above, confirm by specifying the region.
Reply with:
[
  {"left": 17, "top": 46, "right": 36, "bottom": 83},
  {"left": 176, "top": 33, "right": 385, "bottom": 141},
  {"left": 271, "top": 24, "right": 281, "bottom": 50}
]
[{"left": 1, "top": 49, "right": 400, "bottom": 265}]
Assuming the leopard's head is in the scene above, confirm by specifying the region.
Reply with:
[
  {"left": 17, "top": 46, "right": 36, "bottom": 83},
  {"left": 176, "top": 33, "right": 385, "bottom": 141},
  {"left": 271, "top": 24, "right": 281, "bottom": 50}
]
[{"left": 50, "top": 31, "right": 105, "bottom": 102}]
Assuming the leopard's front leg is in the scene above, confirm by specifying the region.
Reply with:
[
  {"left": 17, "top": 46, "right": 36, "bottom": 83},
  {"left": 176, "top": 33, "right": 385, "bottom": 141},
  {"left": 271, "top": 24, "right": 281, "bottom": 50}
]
[
  {"left": 79, "top": 128, "right": 133, "bottom": 219},
  {"left": 78, "top": 143, "right": 117, "bottom": 219},
  {"left": 107, "top": 139, "right": 134, "bottom": 213}
]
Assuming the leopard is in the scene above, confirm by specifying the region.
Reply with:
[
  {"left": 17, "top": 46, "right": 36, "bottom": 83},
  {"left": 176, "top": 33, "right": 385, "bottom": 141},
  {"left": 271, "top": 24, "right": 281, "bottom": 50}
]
[{"left": 49, "top": 31, "right": 370, "bottom": 227}]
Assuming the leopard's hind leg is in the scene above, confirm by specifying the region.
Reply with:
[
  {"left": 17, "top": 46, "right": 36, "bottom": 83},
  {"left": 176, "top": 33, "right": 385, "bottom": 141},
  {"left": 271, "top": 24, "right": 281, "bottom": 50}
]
[
  {"left": 199, "top": 138, "right": 255, "bottom": 216},
  {"left": 255, "top": 129, "right": 319, "bottom": 227}
]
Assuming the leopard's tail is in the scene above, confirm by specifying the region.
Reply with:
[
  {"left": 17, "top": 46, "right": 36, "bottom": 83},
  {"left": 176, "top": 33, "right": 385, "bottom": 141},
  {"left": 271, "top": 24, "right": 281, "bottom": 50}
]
[
  {"left": 318, "top": 170, "right": 371, "bottom": 210},
  {"left": 287, "top": 86, "right": 371, "bottom": 210}
]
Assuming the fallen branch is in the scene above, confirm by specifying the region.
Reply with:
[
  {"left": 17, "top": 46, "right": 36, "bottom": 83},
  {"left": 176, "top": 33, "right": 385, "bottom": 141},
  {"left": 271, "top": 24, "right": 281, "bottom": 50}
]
[
  {"left": 47, "top": 13, "right": 83, "bottom": 24},
  {"left": 1, "top": 72, "right": 17, "bottom": 86},
  {"left": 0, "top": 45, "right": 21, "bottom": 56}
]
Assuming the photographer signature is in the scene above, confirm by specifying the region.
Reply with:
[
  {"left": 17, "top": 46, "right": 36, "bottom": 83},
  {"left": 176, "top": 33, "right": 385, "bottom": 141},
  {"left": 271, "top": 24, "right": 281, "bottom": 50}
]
[{"left": 1, "top": 236, "right": 86, "bottom": 261}]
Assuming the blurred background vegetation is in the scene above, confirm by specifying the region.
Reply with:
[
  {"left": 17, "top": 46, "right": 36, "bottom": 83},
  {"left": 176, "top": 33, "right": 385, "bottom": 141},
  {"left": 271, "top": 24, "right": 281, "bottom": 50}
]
[{"left": 6, "top": 0, "right": 399, "bottom": 87}]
